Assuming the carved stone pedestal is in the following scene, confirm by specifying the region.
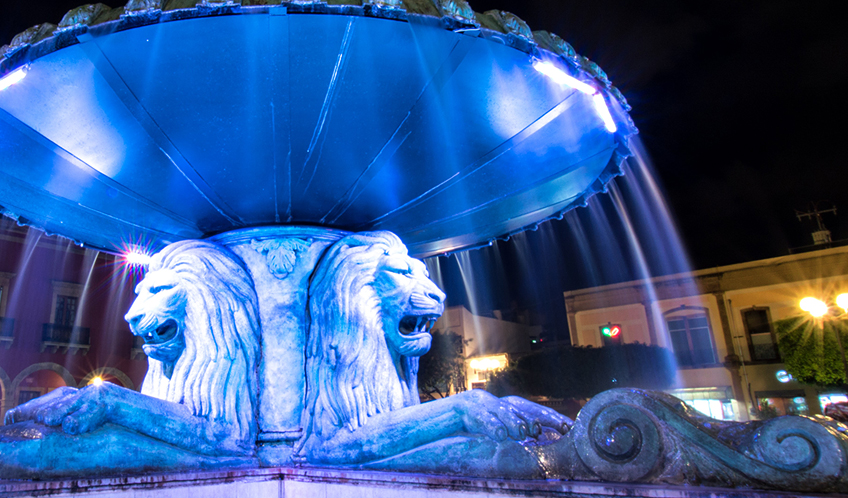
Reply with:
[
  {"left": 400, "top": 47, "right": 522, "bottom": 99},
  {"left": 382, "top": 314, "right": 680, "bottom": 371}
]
[{"left": 210, "top": 226, "right": 348, "bottom": 464}]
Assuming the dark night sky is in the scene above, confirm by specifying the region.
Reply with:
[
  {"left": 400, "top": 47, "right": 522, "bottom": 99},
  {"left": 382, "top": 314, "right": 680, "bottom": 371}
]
[{"left": 2, "top": 1, "right": 847, "bottom": 313}]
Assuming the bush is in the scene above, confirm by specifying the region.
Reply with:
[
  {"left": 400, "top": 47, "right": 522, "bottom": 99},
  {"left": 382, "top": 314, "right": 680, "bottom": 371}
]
[
  {"left": 776, "top": 316, "right": 847, "bottom": 387},
  {"left": 486, "top": 343, "right": 677, "bottom": 400}
]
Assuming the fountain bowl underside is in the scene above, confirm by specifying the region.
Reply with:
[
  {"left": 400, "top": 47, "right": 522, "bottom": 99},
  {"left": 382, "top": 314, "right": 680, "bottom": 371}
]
[{"left": 0, "top": 5, "right": 633, "bottom": 257}]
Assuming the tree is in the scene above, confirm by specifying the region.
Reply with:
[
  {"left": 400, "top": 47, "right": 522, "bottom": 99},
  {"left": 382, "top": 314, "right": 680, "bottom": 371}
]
[
  {"left": 775, "top": 316, "right": 847, "bottom": 388},
  {"left": 485, "top": 343, "right": 676, "bottom": 400},
  {"left": 418, "top": 330, "right": 468, "bottom": 400}
]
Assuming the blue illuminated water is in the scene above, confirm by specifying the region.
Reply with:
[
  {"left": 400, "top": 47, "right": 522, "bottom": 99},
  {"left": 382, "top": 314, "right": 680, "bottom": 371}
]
[{"left": 425, "top": 137, "right": 696, "bottom": 344}]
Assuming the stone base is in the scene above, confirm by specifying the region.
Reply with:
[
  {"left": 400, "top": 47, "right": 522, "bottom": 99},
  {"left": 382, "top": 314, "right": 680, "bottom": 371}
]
[{"left": 0, "top": 467, "right": 827, "bottom": 498}]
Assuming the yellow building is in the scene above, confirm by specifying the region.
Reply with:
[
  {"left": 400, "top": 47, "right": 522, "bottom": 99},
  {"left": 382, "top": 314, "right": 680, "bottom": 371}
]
[{"left": 564, "top": 245, "right": 848, "bottom": 421}]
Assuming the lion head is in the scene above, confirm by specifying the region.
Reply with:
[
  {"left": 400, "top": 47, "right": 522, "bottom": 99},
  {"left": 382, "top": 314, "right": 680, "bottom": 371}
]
[
  {"left": 298, "top": 231, "right": 446, "bottom": 451},
  {"left": 124, "top": 240, "right": 260, "bottom": 450}
]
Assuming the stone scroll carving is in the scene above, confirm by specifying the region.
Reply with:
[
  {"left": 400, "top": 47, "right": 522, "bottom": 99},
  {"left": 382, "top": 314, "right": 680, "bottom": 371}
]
[
  {"left": 562, "top": 389, "right": 848, "bottom": 492},
  {"left": 0, "top": 240, "right": 260, "bottom": 477}
]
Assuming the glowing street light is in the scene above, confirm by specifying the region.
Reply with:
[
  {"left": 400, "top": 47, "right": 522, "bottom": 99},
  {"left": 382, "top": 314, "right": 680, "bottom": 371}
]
[
  {"left": 470, "top": 358, "right": 502, "bottom": 371},
  {"left": 800, "top": 297, "right": 828, "bottom": 317},
  {"left": 800, "top": 295, "right": 848, "bottom": 387}
]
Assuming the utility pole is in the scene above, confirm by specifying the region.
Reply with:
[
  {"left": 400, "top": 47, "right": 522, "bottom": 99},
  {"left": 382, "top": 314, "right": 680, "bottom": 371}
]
[{"left": 796, "top": 202, "right": 837, "bottom": 246}]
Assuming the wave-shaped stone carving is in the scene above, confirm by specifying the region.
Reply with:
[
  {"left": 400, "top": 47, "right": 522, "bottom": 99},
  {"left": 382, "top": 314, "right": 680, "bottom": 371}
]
[{"left": 565, "top": 389, "right": 848, "bottom": 492}]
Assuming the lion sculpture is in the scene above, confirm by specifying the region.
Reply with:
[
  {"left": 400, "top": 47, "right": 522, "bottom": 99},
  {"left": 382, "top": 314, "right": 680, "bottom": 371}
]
[
  {"left": 2, "top": 240, "right": 260, "bottom": 475},
  {"left": 295, "top": 231, "right": 571, "bottom": 475}
]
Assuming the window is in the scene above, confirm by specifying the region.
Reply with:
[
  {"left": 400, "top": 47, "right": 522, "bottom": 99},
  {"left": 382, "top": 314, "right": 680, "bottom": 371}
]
[
  {"left": 757, "top": 390, "right": 809, "bottom": 417},
  {"left": 43, "top": 281, "right": 89, "bottom": 355},
  {"left": 0, "top": 271, "right": 13, "bottom": 315},
  {"left": 0, "top": 273, "right": 14, "bottom": 348},
  {"left": 54, "top": 295, "right": 79, "bottom": 326},
  {"left": 668, "top": 387, "right": 735, "bottom": 420},
  {"left": 743, "top": 307, "right": 778, "bottom": 361},
  {"left": 50, "top": 281, "right": 83, "bottom": 327},
  {"left": 665, "top": 307, "right": 717, "bottom": 368},
  {"left": 17, "top": 390, "right": 41, "bottom": 405}
]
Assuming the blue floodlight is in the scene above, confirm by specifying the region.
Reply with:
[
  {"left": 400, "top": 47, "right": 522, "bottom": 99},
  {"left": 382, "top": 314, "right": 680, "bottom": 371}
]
[
  {"left": 532, "top": 60, "right": 595, "bottom": 95},
  {"left": 592, "top": 93, "right": 618, "bottom": 133},
  {"left": 534, "top": 60, "right": 617, "bottom": 133},
  {"left": 0, "top": 66, "right": 27, "bottom": 92}
]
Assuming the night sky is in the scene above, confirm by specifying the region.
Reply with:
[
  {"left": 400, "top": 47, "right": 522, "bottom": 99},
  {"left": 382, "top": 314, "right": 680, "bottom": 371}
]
[{"left": 2, "top": 1, "right": 847, "bottom": 314}]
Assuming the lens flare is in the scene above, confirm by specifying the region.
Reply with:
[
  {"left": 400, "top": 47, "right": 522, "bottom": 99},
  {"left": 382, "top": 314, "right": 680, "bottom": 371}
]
[
  {"left": 800, "top": 297, "right": 828, "bottom": 317},
  {"left": 90, "top": 376, "right": 104, "bottom": 386},
  {"left": 836, "top": 293, "right": 848, "bottom": 312},
  {"left": 124, "top": 250, "right": 152, "bottom": 266},
  {"left": 0, "top": 66, "right": 27, "bottom": 92}
]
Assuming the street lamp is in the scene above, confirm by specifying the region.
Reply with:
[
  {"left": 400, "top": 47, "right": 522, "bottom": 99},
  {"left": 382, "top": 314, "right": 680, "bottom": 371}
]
[{"left": 799, "top": 294, "right": 848, "bottom": 387}]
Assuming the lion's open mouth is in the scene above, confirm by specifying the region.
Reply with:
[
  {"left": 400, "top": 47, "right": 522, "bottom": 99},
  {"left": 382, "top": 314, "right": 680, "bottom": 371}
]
[
  {"left": 399, "top": 315, "right": 438, "bottom": 336},
  {"left": 141, "top": 319, "right": 179, "bottom": 345}
]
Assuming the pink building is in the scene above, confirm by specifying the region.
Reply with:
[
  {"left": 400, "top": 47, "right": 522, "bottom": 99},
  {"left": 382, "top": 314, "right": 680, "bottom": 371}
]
[{"left": 0, "top": 219, "right": 145, "bottom": 420}]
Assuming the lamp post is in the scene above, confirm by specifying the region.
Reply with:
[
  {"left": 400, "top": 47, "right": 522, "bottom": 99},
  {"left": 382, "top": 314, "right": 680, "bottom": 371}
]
[{"left": 799, "top": 294, "right": 848, "bottom": 388}]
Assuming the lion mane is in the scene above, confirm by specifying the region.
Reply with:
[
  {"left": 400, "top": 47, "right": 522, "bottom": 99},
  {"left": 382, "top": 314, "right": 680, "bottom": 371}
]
[
  {"left": 298, "top": 231, "right": 442, "bottom": 453},
  {"left": 138, "top": 240, "right": 260, "bottom": 449}
]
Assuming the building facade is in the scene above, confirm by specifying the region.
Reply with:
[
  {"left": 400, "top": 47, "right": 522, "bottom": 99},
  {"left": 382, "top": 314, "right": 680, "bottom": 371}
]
[
  {"left": 0, "top": 221, "right": 144, "bottom": 421},
  {"left": 564, "top": 245, "right": 848, "bottom": 421},
  {"left": 434, "top": 305, "right": 541, "bottom": 391}
]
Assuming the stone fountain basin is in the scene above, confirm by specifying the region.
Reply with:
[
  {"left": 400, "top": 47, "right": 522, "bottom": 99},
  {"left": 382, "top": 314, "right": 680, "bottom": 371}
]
[{"left": 0, "top": 6, "right": 632, "bottom": 257}]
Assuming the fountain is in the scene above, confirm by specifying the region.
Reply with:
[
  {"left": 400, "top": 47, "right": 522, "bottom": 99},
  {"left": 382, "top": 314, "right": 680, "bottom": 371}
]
[{"left": 1, "top": 0, "right": 847, "bottom": 495}]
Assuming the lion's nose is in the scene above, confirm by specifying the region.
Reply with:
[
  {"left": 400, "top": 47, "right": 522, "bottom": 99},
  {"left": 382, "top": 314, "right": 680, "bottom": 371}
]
[
  {"left": 125, "top": 310, "right": 141, "bottom": 330},
  {"left": 428, "top": 287, "right": 446, "bottom": 305}
]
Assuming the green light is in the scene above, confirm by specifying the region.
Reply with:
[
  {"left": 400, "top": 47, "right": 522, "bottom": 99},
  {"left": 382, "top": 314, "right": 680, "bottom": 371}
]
[{"left": 602, "top": 324, "right": 621, "bottom": 338}]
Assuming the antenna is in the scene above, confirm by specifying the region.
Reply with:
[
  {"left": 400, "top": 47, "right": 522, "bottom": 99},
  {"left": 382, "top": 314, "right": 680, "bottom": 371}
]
[{"left": 796, "top": 201, "right": 837, "bottom": 245}]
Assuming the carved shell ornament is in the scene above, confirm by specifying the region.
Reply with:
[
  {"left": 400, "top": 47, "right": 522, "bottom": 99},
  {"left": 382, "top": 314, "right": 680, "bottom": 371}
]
[
  {"left": 546, "top": 31, "right": 578, "bottom": 62},
  {"left": 439, "top": 0, "right": 477, "bottom": 25},
  {"left": 4, "top": 24, "right": 56, "bottom": 55},
  {"left": 58, "top": 3, "right": 111, "bottom": 29},
  {"left": 580, "top": 57, "right": 611, "bottom": 88},
  {"left": 365, "top": 0, "right": 405, "bottom": 8},
  {"left": 487, "top": 10, "right": 533, "bottom": 42},
  {"left": 124, "top": 0, "right": 164, "bottom": 13},
  {"left": 251, "top": 237, "right": 314, "bottom": 280}
]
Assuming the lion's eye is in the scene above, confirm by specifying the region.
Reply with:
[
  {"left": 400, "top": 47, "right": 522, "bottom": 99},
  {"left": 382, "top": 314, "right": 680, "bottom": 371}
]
[
  {"left": 149, "top": 283, "right": 176, "bottom": 294},
  {"left": 384, "top": 256, "right": 411, "bottom": 275}
]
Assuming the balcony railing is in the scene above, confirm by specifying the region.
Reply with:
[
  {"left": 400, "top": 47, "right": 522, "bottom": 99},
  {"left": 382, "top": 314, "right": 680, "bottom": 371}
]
[
  {"left": 41, "top": 323, "right": 90, "bottom": 355},
  {"left": 0, "top": 317, "right": 14, "bottom": 349}
]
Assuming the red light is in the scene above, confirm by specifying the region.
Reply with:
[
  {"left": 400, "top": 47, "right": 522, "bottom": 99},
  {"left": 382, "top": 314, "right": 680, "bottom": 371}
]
[{"left": 601, "top": 324, "right": 622, "bottom": 338}]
